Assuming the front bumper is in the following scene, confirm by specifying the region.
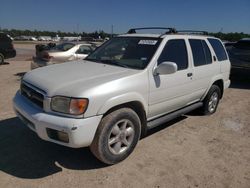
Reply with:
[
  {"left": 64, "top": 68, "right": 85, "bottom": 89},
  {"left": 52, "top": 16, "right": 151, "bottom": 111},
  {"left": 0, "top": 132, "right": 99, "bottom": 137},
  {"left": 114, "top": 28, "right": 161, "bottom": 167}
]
[{"left": 13, "top": 91, "right": 102, "bottom": 148}]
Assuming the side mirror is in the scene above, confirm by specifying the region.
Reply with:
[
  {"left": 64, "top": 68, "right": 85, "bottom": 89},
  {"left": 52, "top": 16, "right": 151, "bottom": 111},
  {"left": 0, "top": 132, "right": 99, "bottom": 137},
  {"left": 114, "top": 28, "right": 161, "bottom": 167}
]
[{"left": 153, "top": 61, "right": 178, "bottom": 75}]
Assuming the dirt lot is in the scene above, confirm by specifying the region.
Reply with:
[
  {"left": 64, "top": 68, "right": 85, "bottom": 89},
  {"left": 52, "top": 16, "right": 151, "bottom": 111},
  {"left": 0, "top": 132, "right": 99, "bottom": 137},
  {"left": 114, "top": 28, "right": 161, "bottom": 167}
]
[{"left": 0, "top": 43, "right": 249, "bottom": 188}]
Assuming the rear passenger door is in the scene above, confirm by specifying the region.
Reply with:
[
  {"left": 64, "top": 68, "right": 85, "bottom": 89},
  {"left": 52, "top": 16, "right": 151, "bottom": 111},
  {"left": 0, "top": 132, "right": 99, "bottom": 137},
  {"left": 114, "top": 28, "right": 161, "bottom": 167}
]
[{"left": 188, "top": 39, "right": 220, "bottom": 99}]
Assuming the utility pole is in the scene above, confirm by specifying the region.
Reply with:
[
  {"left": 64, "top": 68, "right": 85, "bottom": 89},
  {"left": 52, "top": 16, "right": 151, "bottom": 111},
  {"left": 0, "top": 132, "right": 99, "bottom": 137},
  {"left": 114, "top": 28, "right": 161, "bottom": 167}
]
[
  {"left": 111, "top": 25, "right": 114, "bottom": 38},
  {"left": 76, "top": 23, "right": 79, "bottom": 41},
  {"left": 77, "top": 23, "right": 79, "bottom": 34}
]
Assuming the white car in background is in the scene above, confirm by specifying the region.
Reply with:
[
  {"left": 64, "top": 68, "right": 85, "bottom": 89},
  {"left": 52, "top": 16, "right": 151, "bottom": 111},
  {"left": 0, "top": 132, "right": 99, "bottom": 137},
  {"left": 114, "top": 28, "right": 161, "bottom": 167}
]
[{"left": 31, "top": 42, "right": 96, "bottom": 69}]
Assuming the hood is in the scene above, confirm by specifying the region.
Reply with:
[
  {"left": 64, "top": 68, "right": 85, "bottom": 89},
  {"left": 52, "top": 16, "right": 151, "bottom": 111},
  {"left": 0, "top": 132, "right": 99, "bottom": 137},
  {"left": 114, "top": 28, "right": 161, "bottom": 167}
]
[{"left": 23, "top": 60, "right": 138, "bottom": 97}]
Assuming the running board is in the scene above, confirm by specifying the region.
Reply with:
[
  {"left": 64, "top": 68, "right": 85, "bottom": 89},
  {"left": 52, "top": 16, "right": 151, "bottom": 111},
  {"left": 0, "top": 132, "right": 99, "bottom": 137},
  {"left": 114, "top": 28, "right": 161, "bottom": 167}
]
[{"left": 147, "top": 102, "right": 203, "bottom": 129}]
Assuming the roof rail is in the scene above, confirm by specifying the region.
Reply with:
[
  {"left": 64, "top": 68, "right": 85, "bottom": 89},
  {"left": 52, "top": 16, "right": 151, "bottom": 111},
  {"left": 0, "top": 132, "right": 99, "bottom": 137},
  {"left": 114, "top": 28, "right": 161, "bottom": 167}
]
[
  {"left": 177, "top": 30, "right": 209, "bottom": 35},
  {"left": 127, "top": 27, "right": 177, "bottom": 34}
]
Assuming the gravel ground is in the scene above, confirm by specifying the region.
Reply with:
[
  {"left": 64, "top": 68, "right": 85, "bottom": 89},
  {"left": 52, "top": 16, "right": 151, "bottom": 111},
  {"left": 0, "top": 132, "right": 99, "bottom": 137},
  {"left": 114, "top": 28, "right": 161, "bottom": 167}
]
[{"left": 0, "top": 43, "right": 249, "bottom": 188}]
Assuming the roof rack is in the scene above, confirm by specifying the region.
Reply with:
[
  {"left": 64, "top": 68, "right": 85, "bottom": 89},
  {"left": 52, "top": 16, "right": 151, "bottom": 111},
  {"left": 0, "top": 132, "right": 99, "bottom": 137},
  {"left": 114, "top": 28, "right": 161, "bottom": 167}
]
[
  {"left": 127, "top": 27, "right": 177, "bottom": 34},
  {"left": 177, "top": 30, "right": 209, "bottom": 35}
]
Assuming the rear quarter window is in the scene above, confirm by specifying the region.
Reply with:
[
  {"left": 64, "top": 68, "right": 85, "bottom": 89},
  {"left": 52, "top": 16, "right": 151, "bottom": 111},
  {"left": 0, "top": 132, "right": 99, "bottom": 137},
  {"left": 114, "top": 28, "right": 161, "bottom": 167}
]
[{"left": 208, "top": 38, "right": 228, "bottom": 61}]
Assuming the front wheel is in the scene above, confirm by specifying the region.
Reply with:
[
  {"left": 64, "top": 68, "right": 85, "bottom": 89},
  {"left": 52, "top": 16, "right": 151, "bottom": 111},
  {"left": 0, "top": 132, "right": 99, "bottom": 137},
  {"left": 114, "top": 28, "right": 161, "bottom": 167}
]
[
  {"left": 90, "top": 108, "right": 141, "bottom": 164},
  {"left": 201, "top": 85, "right": 221, "bottom": 115}
]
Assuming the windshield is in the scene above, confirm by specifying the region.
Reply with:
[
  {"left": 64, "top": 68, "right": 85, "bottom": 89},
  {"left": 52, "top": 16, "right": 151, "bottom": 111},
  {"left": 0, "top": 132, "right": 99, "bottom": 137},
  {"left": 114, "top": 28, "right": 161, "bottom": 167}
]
[
  {"left": 52, "top": 43, "right": 75, "bottom": 51},
  {"left": 86, "top": 37, "right": 161, "bottom": 69}
]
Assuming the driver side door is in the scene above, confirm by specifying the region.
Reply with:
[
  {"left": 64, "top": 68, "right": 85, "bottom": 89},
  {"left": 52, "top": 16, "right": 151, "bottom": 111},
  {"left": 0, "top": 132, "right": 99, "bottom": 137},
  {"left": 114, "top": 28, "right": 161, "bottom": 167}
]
[{"left": 148, "top": 39, "right": 196, "bottom": 120}]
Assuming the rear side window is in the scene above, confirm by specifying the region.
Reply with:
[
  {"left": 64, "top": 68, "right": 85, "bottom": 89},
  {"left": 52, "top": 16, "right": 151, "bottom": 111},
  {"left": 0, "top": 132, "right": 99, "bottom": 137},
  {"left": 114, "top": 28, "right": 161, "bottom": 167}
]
[
  {"left": 158, "top": 39, "right": 188, "bottom": 70},
  {"left": 189, "top": 39, "right": 212, "bottom": 66},
  {"left": 76, "top": 45, "right": 93, "bottom": 54},
  {"left": 208, "top": 38, "right": 228, "bottom": 61}
]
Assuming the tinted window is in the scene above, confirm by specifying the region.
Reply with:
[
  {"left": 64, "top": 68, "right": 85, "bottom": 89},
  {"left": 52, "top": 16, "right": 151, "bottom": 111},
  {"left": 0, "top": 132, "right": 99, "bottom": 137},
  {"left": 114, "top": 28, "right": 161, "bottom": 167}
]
[
  {"left": 158, "top": 39, "right": 188, "bottom": 70},
  {"left": 208, "top": 38, "right": 228, "bottom": 61},
  {"left": 202, "top": 41, "right": 212, "bottom": 64},
  {"left": 189, "top": 39, "right": 206, "bottom": 66}
]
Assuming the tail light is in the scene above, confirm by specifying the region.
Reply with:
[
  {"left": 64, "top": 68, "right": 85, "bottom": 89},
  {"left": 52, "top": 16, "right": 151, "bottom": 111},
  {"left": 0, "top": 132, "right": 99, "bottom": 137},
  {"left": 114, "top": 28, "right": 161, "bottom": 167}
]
[
  {"left": 10, "top": 43, "right": 14, "bottom": 49},
  {"left": 42, "top": 52, "right": 53, "bottom": 61}
]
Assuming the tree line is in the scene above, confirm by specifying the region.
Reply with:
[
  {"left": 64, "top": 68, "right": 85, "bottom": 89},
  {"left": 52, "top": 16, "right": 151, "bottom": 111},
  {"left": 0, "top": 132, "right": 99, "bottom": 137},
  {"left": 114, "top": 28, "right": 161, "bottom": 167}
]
[
  {"left": 208, "top": 32, "right": 250, "bottom": 42},
  {"left": 1, "top": 28, "right": 250, "bottom": 41},
  {"left": 0, "top": 29, "right": 112, "bottom": 39}
]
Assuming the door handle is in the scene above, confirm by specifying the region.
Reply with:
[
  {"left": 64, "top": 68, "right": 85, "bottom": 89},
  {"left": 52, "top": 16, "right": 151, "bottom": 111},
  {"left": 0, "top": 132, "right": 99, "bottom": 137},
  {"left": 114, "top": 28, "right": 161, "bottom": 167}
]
[{"left": 187, "top": 73, "right": 193, "bottom": 77}]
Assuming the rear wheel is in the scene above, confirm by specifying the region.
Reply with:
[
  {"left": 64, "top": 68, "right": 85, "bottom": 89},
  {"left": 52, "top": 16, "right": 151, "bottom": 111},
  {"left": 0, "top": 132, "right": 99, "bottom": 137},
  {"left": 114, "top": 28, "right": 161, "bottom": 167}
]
[
  {"left": 90, "top": 108, "right": 141, "bottom": 164},
  {"left": 0, "top": 53, "right": 4, "bottom": 64},
  {"left": 201, "top": 85, "right": 221, "bottom": 115}
]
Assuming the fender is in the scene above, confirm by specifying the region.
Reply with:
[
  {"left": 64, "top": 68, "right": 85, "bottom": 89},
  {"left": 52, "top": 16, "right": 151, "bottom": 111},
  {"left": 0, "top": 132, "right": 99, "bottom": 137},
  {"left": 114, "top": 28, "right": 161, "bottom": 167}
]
[{"left": 97, "top": 92, "right": 148, "bottom": 115}]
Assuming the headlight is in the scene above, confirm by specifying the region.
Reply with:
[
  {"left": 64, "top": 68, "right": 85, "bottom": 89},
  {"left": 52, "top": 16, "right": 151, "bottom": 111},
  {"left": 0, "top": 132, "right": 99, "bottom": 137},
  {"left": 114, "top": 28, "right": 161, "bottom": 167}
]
[{"left": 51, "top": 96, "right": 88, "bottom": 115}]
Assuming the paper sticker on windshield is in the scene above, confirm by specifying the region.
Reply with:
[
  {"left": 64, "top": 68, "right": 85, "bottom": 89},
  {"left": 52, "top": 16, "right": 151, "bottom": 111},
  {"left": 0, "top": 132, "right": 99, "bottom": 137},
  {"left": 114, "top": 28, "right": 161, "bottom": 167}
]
[{"left": 138, "top": 40, "right": 157, "bottom": 45}]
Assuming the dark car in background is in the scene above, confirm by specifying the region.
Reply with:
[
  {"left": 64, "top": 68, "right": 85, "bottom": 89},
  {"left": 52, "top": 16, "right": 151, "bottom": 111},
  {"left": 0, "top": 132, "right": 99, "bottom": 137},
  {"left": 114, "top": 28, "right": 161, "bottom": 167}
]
[
  {"left": 0, "top": 33, "right": 16, "bottom": 64},
  {"left": 227, "top": 38, "right": 250, "bottom": 69}
]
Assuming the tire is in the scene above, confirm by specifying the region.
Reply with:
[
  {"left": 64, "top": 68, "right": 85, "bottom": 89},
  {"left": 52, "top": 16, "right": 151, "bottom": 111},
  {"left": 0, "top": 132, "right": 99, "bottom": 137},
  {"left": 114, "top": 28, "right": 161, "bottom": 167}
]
[
  {"left": 90, "top": 108, "right": 141, "bottom": 164},
  {"left": 0, "top": 53, "right": 4, "bottom": 64},
  {"left": 201, "top": 85, "right": 221, "bottom": 115}
]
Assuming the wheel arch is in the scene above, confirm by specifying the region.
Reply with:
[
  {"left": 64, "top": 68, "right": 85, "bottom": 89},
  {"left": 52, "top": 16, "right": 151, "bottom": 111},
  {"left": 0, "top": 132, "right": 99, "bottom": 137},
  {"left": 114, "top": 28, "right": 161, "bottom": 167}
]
[
  {"left": 213, "top": 79, "right": 224, "bottom": 98},
  {"left": 202, "top": 77, "right": 224, "bottom": 100},
  {"left": 97, "top": 94, "right": 148, "bottom": 137}
]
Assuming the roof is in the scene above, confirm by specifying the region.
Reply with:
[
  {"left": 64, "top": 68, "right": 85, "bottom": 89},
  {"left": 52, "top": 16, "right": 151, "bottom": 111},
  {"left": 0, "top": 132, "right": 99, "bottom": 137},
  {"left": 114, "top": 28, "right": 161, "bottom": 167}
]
[
  {"left": 119, "top": 33, "right": 213, "bottom": 39},
  {"left": 119, "top": 27, "right": 212, "bottom": 39},
  {"left": 119, "top": 33, "right": 162, "bottom": 38}
]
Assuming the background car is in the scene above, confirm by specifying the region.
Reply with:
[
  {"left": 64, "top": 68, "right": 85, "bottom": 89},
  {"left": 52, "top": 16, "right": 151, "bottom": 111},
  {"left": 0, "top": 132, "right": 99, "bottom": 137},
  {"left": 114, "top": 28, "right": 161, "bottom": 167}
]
[
  {"left": 0, "top": 33, "right": 16, "bottom": 64},
  {"left": 31, "top": 42, "right": 96, "bottom": 69},
  {"left": 227, "top": 38, "right": 250, "bottom": 69}
]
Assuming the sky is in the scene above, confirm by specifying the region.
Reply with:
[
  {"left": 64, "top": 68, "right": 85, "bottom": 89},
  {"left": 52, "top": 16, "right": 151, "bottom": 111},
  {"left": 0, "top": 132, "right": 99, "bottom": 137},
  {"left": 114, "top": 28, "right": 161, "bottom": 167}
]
[{"left": 0, "top": 0, "right": 250, "bottom": 34}]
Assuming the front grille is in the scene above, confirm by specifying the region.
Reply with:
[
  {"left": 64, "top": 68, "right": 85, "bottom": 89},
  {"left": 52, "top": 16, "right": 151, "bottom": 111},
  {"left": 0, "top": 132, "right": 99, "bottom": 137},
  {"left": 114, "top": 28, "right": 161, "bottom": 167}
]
[{"left": 21, "top": 82, "right": 44, "bottom": 108}]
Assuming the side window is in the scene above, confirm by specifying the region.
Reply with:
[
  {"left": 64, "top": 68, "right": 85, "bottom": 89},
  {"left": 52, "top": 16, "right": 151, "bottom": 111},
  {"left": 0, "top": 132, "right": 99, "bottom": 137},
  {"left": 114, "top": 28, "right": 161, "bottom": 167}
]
[
  {"left": 208, "top": 38, "right": 228, "bottom": 61},
  {"left": 189, "top": 39, "right": 206, "bottom": 66},
  {"left": 158, "top": 39, "right": 188, "bottom": 70},
  {"left": 77, "top": 45, "right": 92, "bottom": 54}
]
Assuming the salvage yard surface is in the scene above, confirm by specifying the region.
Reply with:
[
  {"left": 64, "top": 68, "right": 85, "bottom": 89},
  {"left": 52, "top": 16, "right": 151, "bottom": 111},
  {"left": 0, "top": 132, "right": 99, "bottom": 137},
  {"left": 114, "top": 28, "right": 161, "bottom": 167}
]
[{"left": 0, "top": 43, "right": 250, "bottom": 188}]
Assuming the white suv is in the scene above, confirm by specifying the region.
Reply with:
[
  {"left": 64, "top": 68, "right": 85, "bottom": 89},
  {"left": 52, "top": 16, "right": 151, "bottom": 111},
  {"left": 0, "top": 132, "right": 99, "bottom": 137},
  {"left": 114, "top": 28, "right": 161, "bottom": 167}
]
[{"left": 13, "top": 27, "right": 231, "bottom": 164}]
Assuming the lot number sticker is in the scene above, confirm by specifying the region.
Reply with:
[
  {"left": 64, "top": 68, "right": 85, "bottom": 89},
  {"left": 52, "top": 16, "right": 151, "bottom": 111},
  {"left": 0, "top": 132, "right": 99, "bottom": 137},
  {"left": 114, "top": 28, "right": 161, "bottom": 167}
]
[{"left": 138, "top": 40, "right": 158, "bottom": 45}]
